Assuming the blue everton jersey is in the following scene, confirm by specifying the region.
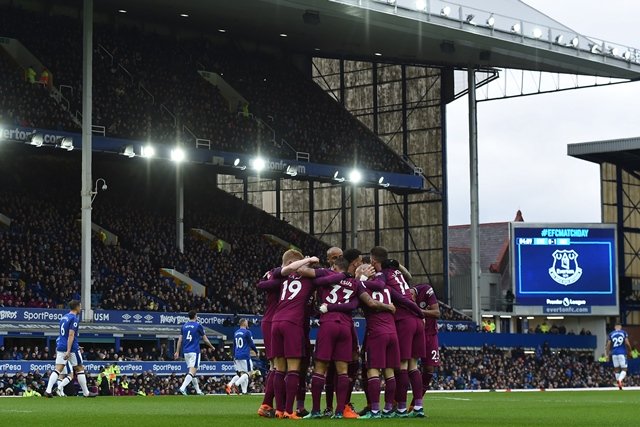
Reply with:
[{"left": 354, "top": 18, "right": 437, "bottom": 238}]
[
  {"left": 181, "top": 321, "right": 206, "bottom": 354},
  {"left": 56, "top": 312, "right": 80, "bottom": 352},
  {"left": 609, "top": 330, "right": 628, "bottom": 355},
  {"left": 233, "top": 328, "right": 257, "bottom": 360}
]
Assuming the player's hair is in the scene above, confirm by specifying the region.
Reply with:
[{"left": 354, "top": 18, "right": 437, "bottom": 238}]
[
  {"left": 282, "top": 249, "right": 304, "bottom": 265},
  {"left": 69, "top": 300, "right": 81, "bottom": 311},
  {"left": 239, "top": 318, "right": 248, "bottom": 327},
  {"left": 188, "top": 310, "right": 197, "bottom": 320},
  {"left": 343, "top": 248, "right": 362, "bottom": 265},
  {"left": 333, "top": 256, "right": 350, "bottom": 272},
  {"left": 370, "top": 246, "right": 388, "bottom": 263}
]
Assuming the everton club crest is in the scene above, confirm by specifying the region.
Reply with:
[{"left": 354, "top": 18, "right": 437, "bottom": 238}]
[{"left": 548, "top": 250, "right": 582, "bottom": 286}]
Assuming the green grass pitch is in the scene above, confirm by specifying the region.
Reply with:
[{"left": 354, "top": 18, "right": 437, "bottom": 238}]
[{"left": 1, "top": 390, "right": 637, "bottom": 426}]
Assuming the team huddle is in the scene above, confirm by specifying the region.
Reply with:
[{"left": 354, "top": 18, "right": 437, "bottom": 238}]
[{"left": 251, "top": 245, "right": 441, "bottom": 419}]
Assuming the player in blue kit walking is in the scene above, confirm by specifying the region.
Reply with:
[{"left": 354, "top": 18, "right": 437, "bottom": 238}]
[
  {"left": 227, "top": 318, "right": 258, "bottom": 395},
  {"left": 175, "top": 310, "right": 215, "bottom": 395},
  {"left": 44, "top": 300, "right": 96, "bottom": 397},
  {"left": 606, "top": 322, "right": 632, "bottom": 390}
]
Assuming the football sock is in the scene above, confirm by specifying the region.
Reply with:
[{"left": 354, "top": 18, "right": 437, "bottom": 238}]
[
  {"left": 311, "top": 373, "right": 326, "bottom": 413},
  {"left": 262, "top": 370, "right": 275, "bottom": 406},
  {"left": 325, "top": 364, "right": 335, "bottom": 410},
  {"left": 228, "top": 375, "right": 240, "bottom": 388},
  {"left": 335, "top": 373, "right": 349, "bottom": 413},
  {"left": 409, "top": 369, "right": 423, "bottom": 409},
  {"left": 285, "top": 371, "right": 300, "bottom": 414},
  {"left": 395, "top": 369, "right": 409, "bottom": 411},
  {"left": 238, "top": 373, "right": 249, "bottom": 393},
  {"left": 368, "top": 377, "right": 381, "bottom": 412},
  {"left": 58, "top": 376, "right": 72, "bottom": 390},
  {"left": 46, "top": 370, "right": 61, "bottom": 393},
  {"left": 296, "top": 371, "right": 307, "bottom": 410},
  {"left": 192, "top": 376, "right": 201, "bottom": 393},
  {"left": 181, "top": 373, "right": 193, "bottom": 391},
  {"left": 76, "top": 371, "right": 90, "bottom": 396},
  {"left": 384, "top": 376, "right": 396, "bottom": 411},
  {"left": 615, "top": 372, "right": 620, "bottom": 381},
  {"left": 273, "top": 371, "right": 286, "bottom": 412},
  {"left": 619, "top": 371, "right": 627, "bottom": 382},
  {"left": 422, "top": 370, "right": 433, "bottom": 399},
  {"left": 346, "top": 360, "right": 358, "bottom": 404}
]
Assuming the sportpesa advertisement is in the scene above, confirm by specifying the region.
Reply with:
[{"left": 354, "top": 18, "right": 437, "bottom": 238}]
[{"left": 510, "top": 223, "right": 618, "bottom": 316}]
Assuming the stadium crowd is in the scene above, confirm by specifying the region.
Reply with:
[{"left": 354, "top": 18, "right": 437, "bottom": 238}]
[
  {"left": 3, "top": 345, "right": 637, "bottom": 397},
  {"left": 0, "top": 5, "right": 411, "bottom": 172}
]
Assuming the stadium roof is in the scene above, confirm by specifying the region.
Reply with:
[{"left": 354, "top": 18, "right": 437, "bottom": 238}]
[
  {"left": 89, "top": 0, "right": 640, "bottom": 79},
  {"left": 568, "top": 137, "right": 640, "bottom": 172}
]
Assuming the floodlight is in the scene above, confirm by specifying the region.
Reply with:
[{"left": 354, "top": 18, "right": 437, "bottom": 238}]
[
  {"left": 378, "top": 177, "right": 390, "bottom": 188},
  {"left": 27, "top": 133, "right": 43, "bottom": 147},
  {"left": 232, "top": 158, "right": 246, "bottom": 170},
  {"left": 623, "top": 51, "right": 632, "bottom": 60},
  {"left": 415, "top": 0, "right": 426, "bottom": 11},
  {"left": 285, "top": 165, "right": 297, "bottom": 177},
  {"left": 59, "top": 137, "right": 74, "bottom": 151},
  {"left": 532, "top": 28, "right": 543, "bottom": 39},
  {"left": 570, "top": 37, "right": 579, "bottom": 47},
  {"left": 251, "top": 157, "right": 266, "bottom": 172},
  {"left": 333, "top": 171, "right": 345, "bottom": 183},
  {"left": 608, "top": 47, "right": 620, "bottom": 57},
  {"left": 590, "top": 43, "right": 601, "bottom": 54},
  {"left": 440, "top": 6, "right": 451, "bottom": 17},
  {"left": 349, "top": 169, "right": 362, "bottom": 184},
  {"left": 141, "top": 145, "right": 155, "bottom": 158},
  {"left": 486, "top": 15, "right": 495, "bottom": 27},
  {"left": 511, "top": 23, "right": 521, "bottom": 33},
  {"left": 465, "top": 15, "right": 476, "bottom": 25},
  {"left": 554, "top": 35, "right": 564, "bottom": 45},
  {"left": 170, "top": 148, "right": 185, "bottom": 162},
  {"left": 121, "top": 144, "right": 135, "bottom": 158}
]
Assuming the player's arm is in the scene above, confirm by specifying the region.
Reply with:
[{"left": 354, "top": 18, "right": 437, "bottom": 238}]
[
  {"left": 257, "top": 277, "right": 284, "bottom": 291},
  {"left": 388, "top": 286, "right": 425, "bottom": 318},
  {"left": 625, "top": 338, "right": 633, "bottom": 354},
  {"left": 248, "top": 331, "right": 258, "bottom": 355},
  {"left": 412, "top": 286, "right": 441, "bottom": 318},
  {"left": 605, "top": 339, "right": 612, "bottom": 359},
  {"left": 174, "top": 335, "right": 183, "bottom": 359},
  {"left": 322, "top": 296, "right": 360, "bottom": 313},
  {"left": 281, "top": 256, "right": 319, "bottom": 276},
  {"left": 64, "top": 328, "right": 75, "bottom": 359},
  {"left": 312, "top": 272, "right": 346, "bottom": 286},
  {"left": 398, "top": 264, "right": 413, "bottom": 284},
  {"left": 202, "top": 334, "right": 215, "bottom": 350},
  {"left": 358, "top": 291, "right": 395, "bottom": 314}
]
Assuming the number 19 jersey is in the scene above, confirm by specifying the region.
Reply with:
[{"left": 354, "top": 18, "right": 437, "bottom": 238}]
[{"left": 273, "top": 269, "right": 330, "bottom": 327}]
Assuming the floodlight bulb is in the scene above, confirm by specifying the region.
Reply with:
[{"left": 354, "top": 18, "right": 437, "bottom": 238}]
[
  {"left": 570, "top": 37, "right": 579, "bottom": 47},
  {"left": 486, "top": 15, "right": 495, "bottom": 27},
  {"left": 532, "top": 28, "right": 543, "bottom": 39},
  {"left": 415, "top": 0, "right": 426, "bottom": 11},
  {"left": 252, "top": 157, "right": 266, "bottom": 171},
  {"left": 171, "top": 148, "right": 185, "bottom": 162},
  {"left": 511, "top": 23, "right": 521, "bottom": 33},
  {"left": 141, "top": 145, "right": 155, "bottom": 158},
  {"left": 349, "top": 169, "right": 362, "bottom": 184},
  {"left": 440, "top": 6, "right": 451, "bottom": 16},
  {"left": 554, "top": 35, "right": 564, "bottom": 45},
  {"left": 234, "top": 158, "right": 241, "bottom": 167}
]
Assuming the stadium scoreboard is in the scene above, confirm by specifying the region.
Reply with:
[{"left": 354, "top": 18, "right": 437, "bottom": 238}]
[{"left": 510, "top": 223, "right": 618, "bottom": 316}]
